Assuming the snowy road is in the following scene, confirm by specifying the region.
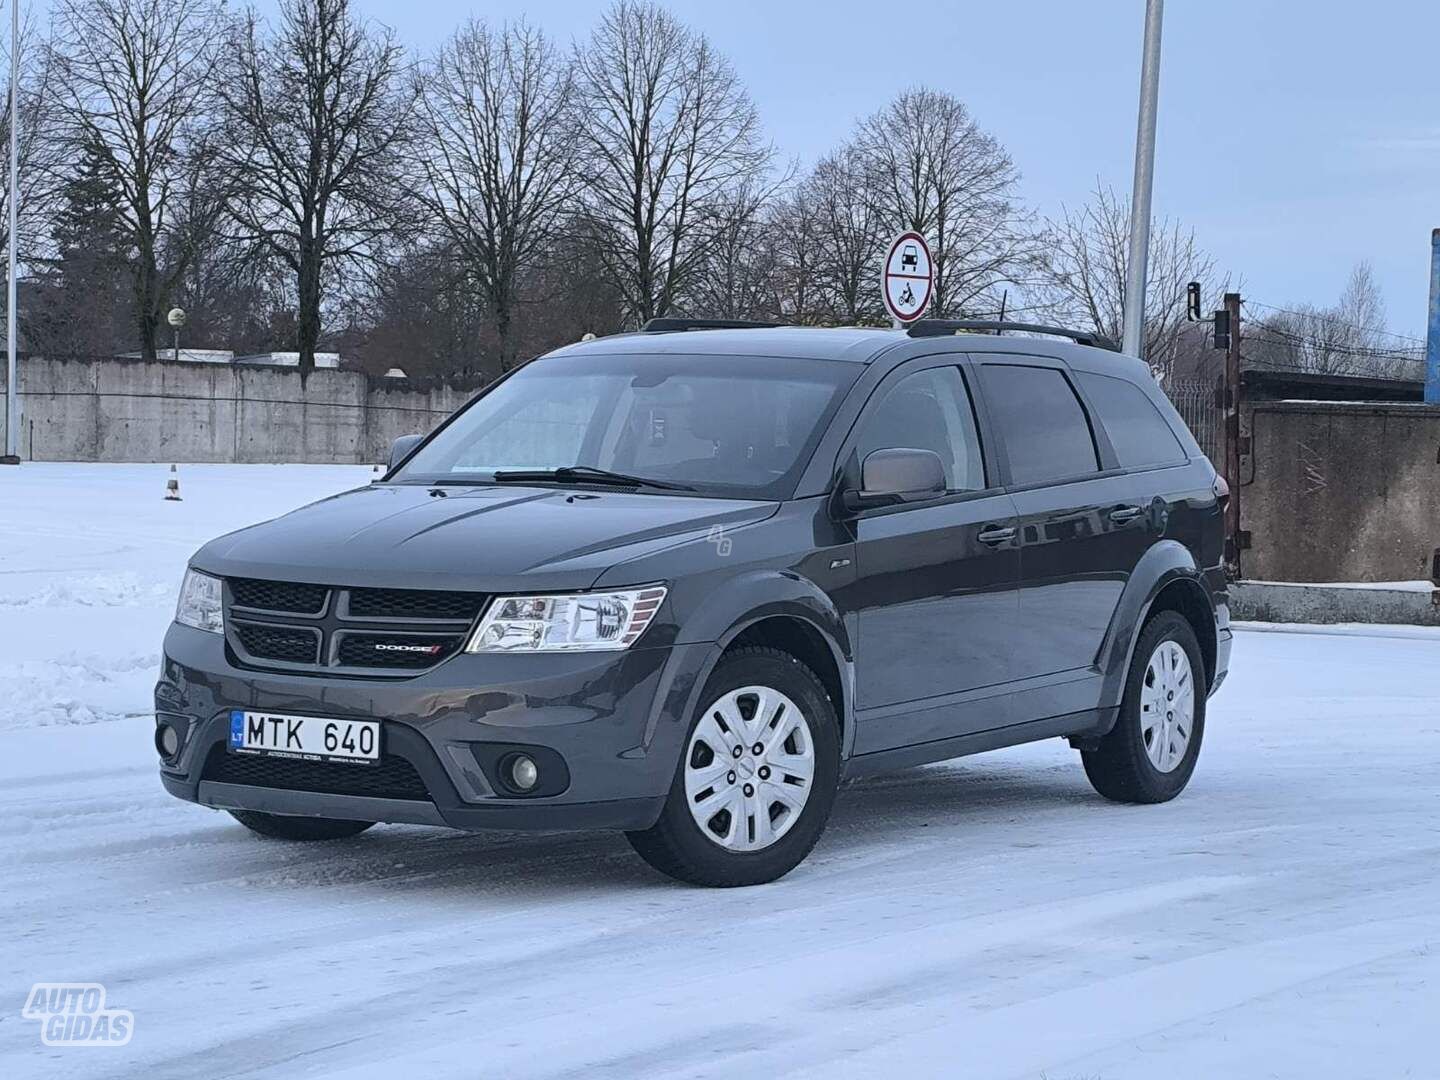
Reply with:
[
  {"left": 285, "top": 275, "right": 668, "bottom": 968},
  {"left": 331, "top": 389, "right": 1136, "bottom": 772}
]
[{"left": 3, "top": 465, "right": 1439, "bottom": 1079}]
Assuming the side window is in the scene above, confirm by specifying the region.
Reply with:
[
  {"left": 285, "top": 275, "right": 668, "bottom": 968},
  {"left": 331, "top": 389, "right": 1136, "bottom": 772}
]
[
  {"left": 1077, "top": 371, "right": 1187, "bottom": 468},
  {"left": 981, "top": 364, "right": 1100, "bottom": 487},
  {"left": 854, "top": 366, "right": 986, "bottom": 491}
]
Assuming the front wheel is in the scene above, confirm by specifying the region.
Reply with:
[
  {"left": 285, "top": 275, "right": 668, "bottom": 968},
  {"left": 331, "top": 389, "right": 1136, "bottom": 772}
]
[
  {"left": 228, "top": 809, "right": 374, "bottom": 841},
  {"left": 1082, "top": 611, "right": 1206, "bottom": 804},
  {"left": 626, "top": 646, "right": 841, "bottom": 887}
]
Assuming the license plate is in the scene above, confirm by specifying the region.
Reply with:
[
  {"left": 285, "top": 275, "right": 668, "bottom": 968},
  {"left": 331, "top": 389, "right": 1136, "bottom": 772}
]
[{"left": 228, "top": 710, "right": 380, "bottom": 765}]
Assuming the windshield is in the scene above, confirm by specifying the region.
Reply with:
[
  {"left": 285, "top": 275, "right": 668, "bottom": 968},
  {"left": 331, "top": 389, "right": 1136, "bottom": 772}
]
[{"left": 393, "top": 352, "right": 860, "bottom": 500}]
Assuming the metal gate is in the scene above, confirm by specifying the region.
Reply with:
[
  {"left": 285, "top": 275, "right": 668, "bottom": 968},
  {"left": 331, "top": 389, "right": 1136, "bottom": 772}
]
[{"left": 1163, "top": 377, "right": 1221, "bottom": 463}]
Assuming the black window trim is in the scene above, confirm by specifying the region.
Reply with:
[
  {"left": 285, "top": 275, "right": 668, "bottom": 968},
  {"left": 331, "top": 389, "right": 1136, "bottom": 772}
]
[
  {"left": 830, "top": 351, "right": 1001, "bottom": 518},
  {"left": 970, "top": 353, "right": 1126, "bottom": 494}
]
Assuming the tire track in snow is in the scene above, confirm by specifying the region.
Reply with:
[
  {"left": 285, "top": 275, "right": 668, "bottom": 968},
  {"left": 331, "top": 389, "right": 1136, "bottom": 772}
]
[{"left": 121, "top": 876, "right": 1254, "bottom": 1080}]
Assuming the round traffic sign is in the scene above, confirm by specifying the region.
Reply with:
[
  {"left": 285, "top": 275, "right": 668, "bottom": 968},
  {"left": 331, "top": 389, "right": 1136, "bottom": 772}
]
[{"left": 882, "top": 231, "right": 933, "bottom": 323}]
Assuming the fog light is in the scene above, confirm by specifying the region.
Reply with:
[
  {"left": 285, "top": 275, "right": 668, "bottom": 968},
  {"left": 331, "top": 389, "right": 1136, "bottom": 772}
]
[
  {"left": 509, "top": 754, "right": 539, "bottom": 792},
  {"left": 156, "top": 722, "right": 180, "bottom": 760}
]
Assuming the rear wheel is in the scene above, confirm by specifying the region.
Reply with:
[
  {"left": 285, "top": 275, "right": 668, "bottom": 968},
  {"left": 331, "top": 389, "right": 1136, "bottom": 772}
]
[
  {"left": 626, "top": 646, "right": 840, "bottom": 887},
  {"left": 1082, "top": 611, "right": 1206, "bottom": 803},
  {"left": 228, "top": 809, "right": 374, "bottom": 841}
]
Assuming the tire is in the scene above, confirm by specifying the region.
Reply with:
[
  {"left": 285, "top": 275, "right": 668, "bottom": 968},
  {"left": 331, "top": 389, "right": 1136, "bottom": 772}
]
[
  {"left": 1082, "top": 610, "right": 1206, "bottom": 804},
  {"left": 626, "top": 646, "right": 841, "bottom": 887},
  {"left": 228, "top": 809, "right": 375, "bottom": 841}
]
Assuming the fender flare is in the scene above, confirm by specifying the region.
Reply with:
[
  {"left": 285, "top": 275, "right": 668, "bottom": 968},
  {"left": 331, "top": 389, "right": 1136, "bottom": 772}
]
[
  {"left": 674, "top": 570, "right": 857, "bottom": 758},
  {"left": 1095, "top": 540, "right": 1213, "bottom": 714}
]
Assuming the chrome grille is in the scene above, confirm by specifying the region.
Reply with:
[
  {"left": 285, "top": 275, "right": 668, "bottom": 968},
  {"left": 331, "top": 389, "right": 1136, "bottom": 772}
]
[{"left": 224, "top": 578, "right": 485, "bottom": 676}]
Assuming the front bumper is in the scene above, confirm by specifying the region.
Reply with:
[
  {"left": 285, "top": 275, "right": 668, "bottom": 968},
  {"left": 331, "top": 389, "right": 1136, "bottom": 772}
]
[{"left": 155, "top": 622, "right": 719, "bottom": 832}]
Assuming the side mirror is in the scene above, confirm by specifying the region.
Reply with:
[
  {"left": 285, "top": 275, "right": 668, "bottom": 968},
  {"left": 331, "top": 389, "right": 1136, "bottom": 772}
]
[
  {"left": 387, "top": 433, "right": 424, "bottom": 473},
  {"left": 843, "top": 448, "right": 946, "bottom": 511}
]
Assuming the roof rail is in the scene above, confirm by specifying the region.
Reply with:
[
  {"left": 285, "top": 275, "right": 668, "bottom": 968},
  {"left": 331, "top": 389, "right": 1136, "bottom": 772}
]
[
  {"left": 906, "top": 319, "right": 1118, "bottom": 352},
  {"left": 641, "top": 318, "right": 786, "bottom": 333}
]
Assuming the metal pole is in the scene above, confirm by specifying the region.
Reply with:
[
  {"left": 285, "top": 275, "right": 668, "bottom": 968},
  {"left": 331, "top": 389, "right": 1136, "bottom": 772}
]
[
  {"left": 1427, "top": 228, "right": 1440, "bottom": 404},
  {"left": 3, "top": 0, "right": 17, "bottom": 462},
  {"left": 1223, "top": 291, "right": 1243, "bottom": 578},
  {"left": 1121, "top": 0, "right": 1164, "bottom": 360}
]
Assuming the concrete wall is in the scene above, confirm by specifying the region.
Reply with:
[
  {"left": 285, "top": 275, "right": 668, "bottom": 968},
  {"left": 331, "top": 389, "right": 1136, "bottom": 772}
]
[
  {"left": 1231, "top": 581, "right": 1440, "bottom": 626},
  {"left": 0, "top": 356, "right": 477, "bottom": 464},
  {"left": 1242, "top": 401, "right": 1440, "bottom": 583}
]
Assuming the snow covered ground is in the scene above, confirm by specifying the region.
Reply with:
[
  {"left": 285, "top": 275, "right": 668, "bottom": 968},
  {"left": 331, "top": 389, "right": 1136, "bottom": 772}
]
[{"left": 3, "top": 463, "right": 1440, "bottom": 1079}]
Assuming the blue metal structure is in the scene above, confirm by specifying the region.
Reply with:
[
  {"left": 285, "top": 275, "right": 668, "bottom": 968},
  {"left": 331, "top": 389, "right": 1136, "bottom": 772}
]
[{"left": 1428, "top": 229, "right": 1440, "bottom": 404}]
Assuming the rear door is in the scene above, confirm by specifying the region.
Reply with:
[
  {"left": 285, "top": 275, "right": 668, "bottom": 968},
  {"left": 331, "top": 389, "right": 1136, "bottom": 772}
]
[
  {"left": 846, "top": 357, "right": 1023, "bottom": 754},
  {"left": 976, "top": 358, "right": 1151, "bottom": 689}
]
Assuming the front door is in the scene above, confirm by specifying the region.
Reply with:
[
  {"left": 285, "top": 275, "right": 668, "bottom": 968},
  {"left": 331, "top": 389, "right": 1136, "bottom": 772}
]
[{"left": 846, "top": 360, "right": 1023, "bottom": 754}]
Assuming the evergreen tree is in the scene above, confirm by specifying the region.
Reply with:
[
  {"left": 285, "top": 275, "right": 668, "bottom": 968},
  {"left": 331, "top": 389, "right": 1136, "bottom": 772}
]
[{"left": 26, "top": 136, "right": 135, "bottom": 357}]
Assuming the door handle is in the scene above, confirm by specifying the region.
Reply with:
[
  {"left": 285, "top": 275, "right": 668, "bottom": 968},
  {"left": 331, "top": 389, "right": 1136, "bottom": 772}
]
[
  {"left": 977, "top": 525, "right": 1016, "bottom": 546},
  {"left": 1108, "top": 505, "right": 1143, "bottom": 525}
]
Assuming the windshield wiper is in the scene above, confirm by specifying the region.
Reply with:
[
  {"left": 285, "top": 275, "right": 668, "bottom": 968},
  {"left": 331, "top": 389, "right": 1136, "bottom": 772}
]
[{"left": 491, "top": 465, "right": 696, "bottom": 492}]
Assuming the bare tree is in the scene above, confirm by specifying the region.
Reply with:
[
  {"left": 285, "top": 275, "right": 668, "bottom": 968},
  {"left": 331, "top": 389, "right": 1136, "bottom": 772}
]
[
  {"left": 48, "top": 0, "right": 226, "bottom": 359},
  {"left": 764, "top": 181, "right": 824, "bottom": 324},
  {"left": 219, "top": 0, "right": 413, "bottom": 379},
  {"left": 851, "top": 88, "right": 1041, "bottom": 317},
  {"left": 1, "top": 14, "right": 59, "bottom": 276},
  {"left": 415, "top": 20, "right": 578, "bottom": 373},
  {"left": 806, "top": 148, "right": 886, "bottom": 323},
  {"left": 1037, "top": 183, "right": 1220, "bottom": 378},
  {"left": 684, "top": 179, "right": 777, "bottom": 321},
  {"left": 1252, "top": 262, "right": 1422, "bottom": 379},
  {"left": 574, "top": 1, "right": 770, "bottom": 325}
]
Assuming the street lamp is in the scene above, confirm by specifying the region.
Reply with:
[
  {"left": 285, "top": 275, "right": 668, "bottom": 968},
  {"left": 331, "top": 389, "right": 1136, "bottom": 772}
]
[
  {"left": 2, "top": 0, "right": 18, "bottom": 464},
  {"left": 1121, "top": 0, "right": 1165, "bottom": 361},
  {"left": 168, "top": 307, "right": 187, "bottom": 360}
]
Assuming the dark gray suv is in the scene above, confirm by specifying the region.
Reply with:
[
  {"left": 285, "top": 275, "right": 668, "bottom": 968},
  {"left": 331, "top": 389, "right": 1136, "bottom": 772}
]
[{"left": 155, "top": 320, "right": 1232, "bottom": 886}]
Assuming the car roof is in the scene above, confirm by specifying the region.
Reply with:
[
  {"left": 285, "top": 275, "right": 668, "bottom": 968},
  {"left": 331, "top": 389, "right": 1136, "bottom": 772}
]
[
  {"left": 545, "top": 327, "right": 894, "bottom": 364},
  {"left": 543, "top": 326, "right": 1151, "bottom": 380}
]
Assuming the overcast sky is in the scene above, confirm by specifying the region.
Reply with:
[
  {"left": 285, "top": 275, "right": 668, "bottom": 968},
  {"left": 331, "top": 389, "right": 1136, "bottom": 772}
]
[{"left": 48, "top": 0, "right": 1440, "bottom": 338}]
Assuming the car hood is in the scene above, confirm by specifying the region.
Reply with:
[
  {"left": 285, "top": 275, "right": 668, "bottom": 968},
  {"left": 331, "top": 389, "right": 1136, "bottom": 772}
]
[{"left": 192, "top": 482, "right": 779, "bottom": 593}]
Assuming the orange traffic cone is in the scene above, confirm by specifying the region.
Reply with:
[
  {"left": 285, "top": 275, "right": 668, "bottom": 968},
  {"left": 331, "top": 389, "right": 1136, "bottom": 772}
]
[{"left": 164, "top": 464, "right": 182, "bottom": 501}]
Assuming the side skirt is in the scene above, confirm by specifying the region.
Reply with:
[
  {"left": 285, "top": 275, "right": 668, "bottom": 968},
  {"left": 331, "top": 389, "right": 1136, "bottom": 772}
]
[{"left": 841, "top": 707, "right": 1116, "bottom": 781}]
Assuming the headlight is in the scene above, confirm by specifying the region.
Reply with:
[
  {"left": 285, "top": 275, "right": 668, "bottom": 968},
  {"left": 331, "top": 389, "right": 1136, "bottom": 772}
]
[
  {"left": 175, "top": 569, "right": 224, "bottom": 634},
  {"left": 466, "top": 586, "right": 667, "bottom": 653}
]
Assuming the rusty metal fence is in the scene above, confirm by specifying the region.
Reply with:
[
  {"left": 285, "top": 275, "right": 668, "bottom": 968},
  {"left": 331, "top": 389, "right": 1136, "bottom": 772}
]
[{"left": 1164, "top": 377, "right": 1222, "bottom": 463}]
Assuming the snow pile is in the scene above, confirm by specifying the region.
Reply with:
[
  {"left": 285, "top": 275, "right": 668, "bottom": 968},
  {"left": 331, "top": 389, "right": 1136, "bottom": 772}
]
[
  {"left": 0, "top": 572, "right": 174, "bottom": 609},
  {"left": 0, "top": 463, "right": 370, "bottom": 733}
]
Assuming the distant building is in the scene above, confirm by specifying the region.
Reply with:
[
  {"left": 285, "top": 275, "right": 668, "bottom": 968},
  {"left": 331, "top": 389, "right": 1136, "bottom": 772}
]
[
  {"left": 233, "top": 352, "right": 341, "bottom": 369},
  {"left": 116, "top": 348, "right": 344, "bottom": 369},
  {"left": 1243, "top": 368, "right": 1425, "bottom": 403},
  {"left": 119, "top": 349, "right": 236, "bottom": 364}
]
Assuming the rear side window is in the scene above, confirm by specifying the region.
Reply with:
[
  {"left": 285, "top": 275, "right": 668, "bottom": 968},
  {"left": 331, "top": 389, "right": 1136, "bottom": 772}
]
[
  {"left": 1077, "top": 371, "right": 1188, "bottom": 468},
  {"left": 980, "top": 364, "right": 1099, "bottom": 487}
]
